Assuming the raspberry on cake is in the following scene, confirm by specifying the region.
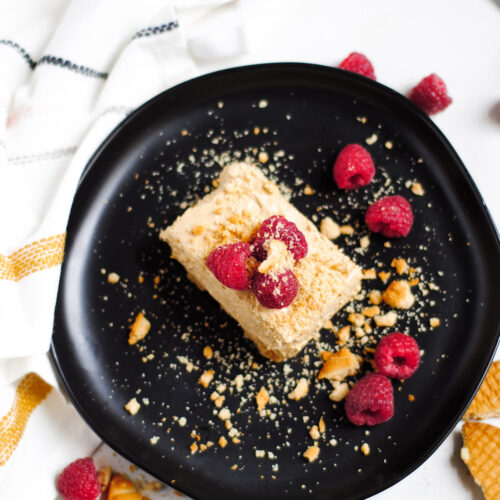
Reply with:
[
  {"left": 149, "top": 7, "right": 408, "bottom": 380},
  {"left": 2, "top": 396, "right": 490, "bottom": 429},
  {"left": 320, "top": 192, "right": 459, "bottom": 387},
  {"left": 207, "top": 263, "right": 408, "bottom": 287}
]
[{"left": 160, "top": 162, "right": 362, "bottom": 362}]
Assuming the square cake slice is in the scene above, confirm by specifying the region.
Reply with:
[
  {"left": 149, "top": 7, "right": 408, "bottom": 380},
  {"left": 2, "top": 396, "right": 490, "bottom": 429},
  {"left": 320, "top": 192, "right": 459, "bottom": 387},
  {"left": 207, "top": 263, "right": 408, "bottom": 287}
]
[{"left": 160, "top": 162, "right": 362, "bottom": 362}]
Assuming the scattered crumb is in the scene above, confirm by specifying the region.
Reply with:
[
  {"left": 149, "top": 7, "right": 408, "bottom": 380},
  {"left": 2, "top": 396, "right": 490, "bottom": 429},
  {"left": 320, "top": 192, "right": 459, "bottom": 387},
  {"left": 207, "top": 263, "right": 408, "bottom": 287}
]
[
  {"left": 288, "top": 378, "right": 309, "bottom": 401},
  {"left": 318, "top": 417, "right": 326, "bottom": 434},
  {"left": 329, "top": 382, "right": 350, "bottom": 402},
  {"left": 124, "top": 397, "right": 140, "bottom": 415},
  {"left": 384, "top": 141, "right": 393, "bottom": 150},
  {"left": 203, "top": 346, "right": 213, "bottom": 359},
  {"left": 411, "top": 182, "right": 425, "bottom": 196},
  {"left": 430, "top": 317, "right": 441, "bottom": 328},
  {"left": 218, "top": 436, "right": 228, "bottom": 448},
  {"left": 150, "top": 436, "right": 159, "bottom": 445},
  {"left": 374, "top": 311, "right": 398, "bottom": 328},
  {"left": 378, "top": 271, "right": 391, "bottom": 283},
  {"left": 340, "top": 225, "right": 354, "bottom": 236},
  {"left": 256, "top": 386, "right": 270, "bottom": 411},
  {"left": 199, "top": 370, "right": 215, "bottom": 388},
  {"left": 362, "top": 268, "right": 377, "bottom": 280},
  {"left": 361, "top": 306, "right": 380, "bottom": 318},
  {"left": 365, "top": 133, "right": 378, "bottom": 145},
  {"left": 255, "top": 450, "right": 266, "bottom": 458},
  {"left": 320, "top": 217, "right": 341, "bottom": 240},
  {"left": 359, "top": 236, "right": 370, "bottom": 249},
  {"left": 360, "top": 443, "right": 370, "bottom": 455},
  {"left": 107, "top": 272, "right": 120, "bottom": 284},
  {"left": 304, "top": 184, "right": 315, "bottom": 195},
  {"left": 303, "top": 445, "right": 320, "bottom": 462},
  {"left": 369, "top": 290, "right": 382, "bottom": 305},
  {"left": 336, "top": 325, "right": 351, "bottom": 345},
  {"left": 128, "top": 312, "right": 151, "bottom": 345},
  {"left": 391, "top": 258, "right": 409, "bottom": 275},
  {"left": 258, "top": 151, "right": 269, "bottom": 163},
  {"left": 190, "top": 442, "right": 198, "bottom": 454},
  {"left": 258, "top": 99, "right": 268, "bottom": 108},
  {"left": 309, "top": 425, "right": 320, "bottom": 440},
  {"left": 218, "top": 408, "right": 231, "bottom": 421},
  {"left": 382, "top": 280, "right": 415, "bottom": 309},
  {"left": 408, "top": 394, "right": 415, "bottom": 402},
  {"left": 318, "top": 347, "right": 360, "bottom": 382}
]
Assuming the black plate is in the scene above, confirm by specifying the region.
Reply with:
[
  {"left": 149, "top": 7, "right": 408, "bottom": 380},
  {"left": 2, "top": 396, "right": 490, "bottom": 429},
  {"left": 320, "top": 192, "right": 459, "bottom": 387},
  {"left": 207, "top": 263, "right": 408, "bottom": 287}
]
[{"left": 50, "top": 63, "right": 500, "bottom": 500}]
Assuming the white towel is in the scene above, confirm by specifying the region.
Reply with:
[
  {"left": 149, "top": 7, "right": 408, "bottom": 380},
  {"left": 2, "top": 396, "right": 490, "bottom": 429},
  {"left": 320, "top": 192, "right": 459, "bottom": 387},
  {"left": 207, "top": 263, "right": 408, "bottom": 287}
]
[{"left": 0, "top": 1, "right": 246, "bottom": 498}]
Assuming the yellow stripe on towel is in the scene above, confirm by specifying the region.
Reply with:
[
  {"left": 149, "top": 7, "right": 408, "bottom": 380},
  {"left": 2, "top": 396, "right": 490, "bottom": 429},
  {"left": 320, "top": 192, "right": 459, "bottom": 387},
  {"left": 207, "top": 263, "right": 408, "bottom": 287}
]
[
  {"left": 0, "top": 373, "right": 52, "bottom": 466},
  {"left": 0, "top": 233, "right": 65, "bottom": 281}
]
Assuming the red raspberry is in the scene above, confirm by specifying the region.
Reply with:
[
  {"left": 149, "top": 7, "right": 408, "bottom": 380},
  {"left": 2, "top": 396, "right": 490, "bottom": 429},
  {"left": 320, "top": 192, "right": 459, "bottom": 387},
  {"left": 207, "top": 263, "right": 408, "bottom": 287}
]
[
  {"left": 375, "top": 332, "right": 420, "bottom": 379},
  {"left": 252, "top": 269, "right": 299, "bottom": 309},
  {"left": 251, "top": 215, "right": 307, "bottom": 262},
  {"left": 206, "top": 242, "right": 252, "bottom": 290},
  {"left": 56, "top": 458, "right": 101, "bottom": 500},
  {"left": 365, "top": 195, "right": 414, "bottom": 238},
  {"left": 345, "top": 373, "right": 394, "bottom": 426},
  {"left": 409, "top": 74, "right": 452, "bottom": 115},
  {"left": 338, "top": 52, "right": 376, "bottom": 80},
  {"left": 333, "top": 144, "right": 375, "bottom": 190}
]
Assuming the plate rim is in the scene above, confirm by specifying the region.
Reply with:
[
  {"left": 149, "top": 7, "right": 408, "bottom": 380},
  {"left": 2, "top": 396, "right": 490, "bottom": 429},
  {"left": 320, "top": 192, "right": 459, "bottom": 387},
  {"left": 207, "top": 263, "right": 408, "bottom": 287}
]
[{"left": 50, "top": 61, "right": 500, "bottom": 500}]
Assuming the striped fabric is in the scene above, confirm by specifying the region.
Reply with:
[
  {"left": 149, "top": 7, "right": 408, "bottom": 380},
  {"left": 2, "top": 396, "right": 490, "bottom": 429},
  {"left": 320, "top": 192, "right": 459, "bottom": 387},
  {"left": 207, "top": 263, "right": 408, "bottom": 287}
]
[{"left": 0, "top": 0, "right": 246, "bottom": 498}]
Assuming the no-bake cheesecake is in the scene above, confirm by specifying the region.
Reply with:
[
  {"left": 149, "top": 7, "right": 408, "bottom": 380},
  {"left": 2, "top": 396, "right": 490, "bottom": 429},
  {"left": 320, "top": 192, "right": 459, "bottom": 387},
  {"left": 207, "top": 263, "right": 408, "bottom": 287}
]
[{"left": 160, "top": 162, "right": 362, "bottom": 362}]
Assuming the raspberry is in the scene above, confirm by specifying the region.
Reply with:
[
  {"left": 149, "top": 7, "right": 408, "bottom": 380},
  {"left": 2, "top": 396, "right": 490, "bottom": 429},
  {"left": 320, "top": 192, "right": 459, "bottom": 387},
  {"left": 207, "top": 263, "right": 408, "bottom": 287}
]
[
  {"left": 375, "top": 332, "right": 420, "bottom": 379},
  {"left": 251, "top": 215, "right": 307, "bottom": 262},
  {"left": 252, "top": 269, "right": 299, "bottom": 309},
  {"left": 409, "top": 74, "right": 452, "bottom": 115},
  {"left": 345, "top": 373, "right": 394, "bottom": 426},
  {"left": 206, "top": 242, "right": 252, "bottom": 290},
  {"left": 365, "top": 195, "right": 414, "bottom": 238},
  {"left": 338, "top": 52, "right": 376, "bottom": 80},
  {"left": 56, "top": 458, "right": 101, "bottom": 500},
  {"left": 333, "top": 144, "right": 375, "bottom": 190}
]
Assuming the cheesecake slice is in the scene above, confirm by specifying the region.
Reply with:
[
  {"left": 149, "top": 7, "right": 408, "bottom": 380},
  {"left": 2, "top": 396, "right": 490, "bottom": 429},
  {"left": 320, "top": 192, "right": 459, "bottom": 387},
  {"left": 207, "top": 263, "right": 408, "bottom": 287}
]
[{"left": 160, "top": 162, "right": 362, "bottom": 362}]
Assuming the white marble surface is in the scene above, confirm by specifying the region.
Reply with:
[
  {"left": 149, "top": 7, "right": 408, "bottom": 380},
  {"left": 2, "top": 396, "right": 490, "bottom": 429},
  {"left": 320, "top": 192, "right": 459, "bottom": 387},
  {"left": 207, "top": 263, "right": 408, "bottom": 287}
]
[{"left": 90, "top": 1, "right": 500, "bottom": 499}]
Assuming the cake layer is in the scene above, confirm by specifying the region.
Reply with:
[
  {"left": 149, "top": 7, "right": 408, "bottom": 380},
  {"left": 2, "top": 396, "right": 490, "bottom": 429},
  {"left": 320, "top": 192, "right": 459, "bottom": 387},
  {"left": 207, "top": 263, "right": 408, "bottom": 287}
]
[{"left": 160, "top": 162, "right": 362, "bottom": 361}]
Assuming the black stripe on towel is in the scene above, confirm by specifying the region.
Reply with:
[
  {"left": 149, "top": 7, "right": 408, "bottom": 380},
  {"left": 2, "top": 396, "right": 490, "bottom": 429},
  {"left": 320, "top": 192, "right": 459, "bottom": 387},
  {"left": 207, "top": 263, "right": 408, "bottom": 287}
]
[
  {"left": 132, "top": 21, "right": 179, "bottom": 40},
  {"left": 37, "top": 55, "right": 108, "bottom": 79},
  {"left": 0, "top": 39, "right": 37, "bottom": 69}
]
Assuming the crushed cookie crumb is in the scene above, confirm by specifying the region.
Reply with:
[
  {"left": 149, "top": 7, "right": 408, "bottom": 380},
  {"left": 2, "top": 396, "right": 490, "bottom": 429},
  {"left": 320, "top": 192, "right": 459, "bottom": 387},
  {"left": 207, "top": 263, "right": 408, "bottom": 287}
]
[
  {"left": 199, "top": 370, "right": 215, "bottom": 388},
  {"left": 382, "top": 280, "right": 415, "bottom": 309},
  {"left": 218, "top": 408, "right": 231, "bottom": 421},
  {"left": 361, "top": 306, "right": 380, "bottom": 318},
  {"left": 303, "top": 445, "right": 320, "bottom": 462},
  {"left": 430, "top": 317, "right": 441, "bottom": 328},
  {"left": 384, "top": 140, "right": 393, "bottom": 150},
  {"left": 411, "top": 182, "right": 425, "bottom": 196},
  {"left": 337, "top": 325, "right": 351, "bottom": 344},
  {"left": 318, "top": 417, "right": 326, "bottom": 434},
  {"left": 374, "top": 311, "right": 398, "bottom": 328},
  {"left": 309, "top": 425, "right": 320, "bottom": 440},
  {"left": 391, "top": 258, "right": 409, "bottom": 275},
  {"left": 359, "top": 236, "right": 370, "bottom": 249},
  {"left": 256, "top": 386, "right": 270, "bottom": 411},
  {"left": 124, "top": 398, "right": 140, "bottom": 415},
  {"left": 360, "top": 443, "right": 370, "bottom": 455},
  {"left": 320, "top": 217, "right": 341, "bottom": 240},
  {"left": 255, "top": 450, "right": 266, "bottom": 458},
  {"left": 348, "top": 313, "right": 365, "bottom": 327},
  {"left": 365, "top": 133, "right": 378, "bottom": 145},
  {"left": 340, "top": 224, "right": 354, "bottom": 236},
  {"left": 128, "top": 312, "right": 151, "bottom": 345},
  {"left": 258, "top": 151, "right": 269, "bottom": 163},
  {"left": 362, "top": 268, "right": 377, "bottom": 279},
  {"left": 107, "top": 272, "right": 120, "bottom": 284},
  {"left": 378, "top": 271, "right": 391, "bottom": 283},
  {"left": 203, "top": 346, "right": 213, "bottom": 359},
  {"left": 288, "top": 378, "right": 309, "bottom": 401},
  {"left": 369, "top": 290, "right": 382, "bottom": 305},
  {"left": 218, "top": 436, "right": 228, "bottom": 448},
  {"left": 303, "top": 184, "right": 315, "bottom": 195},
  {"left": 408, "top": 394, "right": 415, "bottom": 402},
  {"left": 329, "top": 382, "right": 350, "bottom": 402},
  {"left": 319, "top": 347, "right": 360, "bottom": 382}
]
